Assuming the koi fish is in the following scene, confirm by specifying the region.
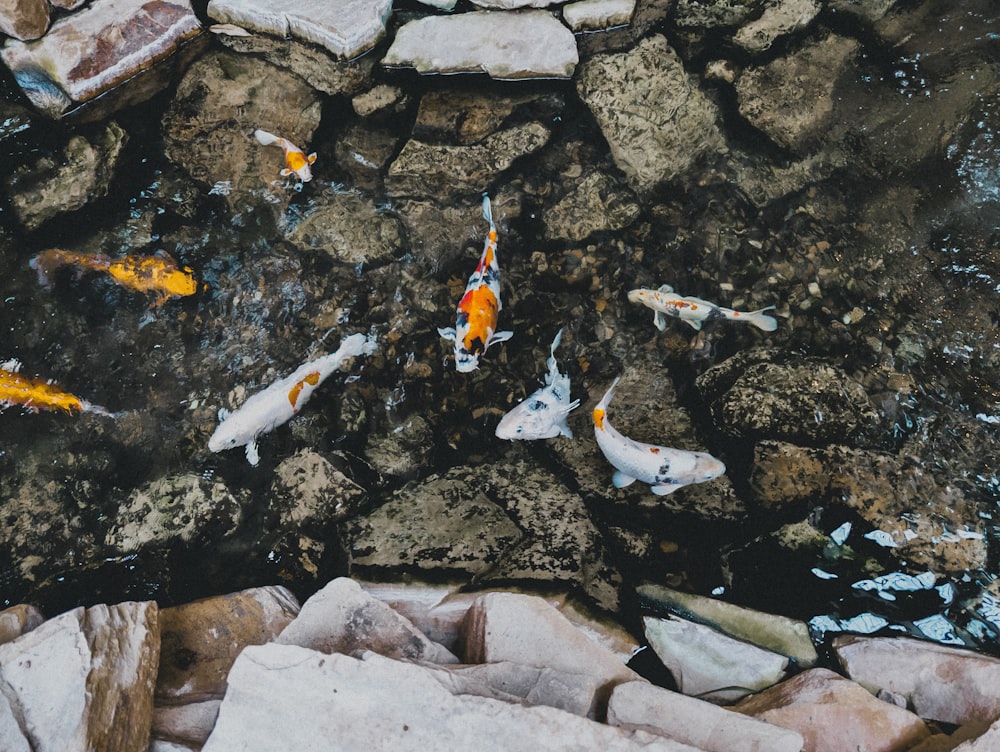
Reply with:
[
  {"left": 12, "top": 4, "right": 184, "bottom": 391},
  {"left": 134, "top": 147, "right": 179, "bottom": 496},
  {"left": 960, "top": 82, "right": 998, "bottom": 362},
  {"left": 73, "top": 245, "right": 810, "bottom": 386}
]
[
  {"left": 0, "top": 359, "right": 118, "bottom": 417},
  {"left": 254, "top": 128, "right": 317, "bottom": 182},
  {"left": 628, "top": 285, "right": 777, "bottom": 332},
  {"left": 592, "top": 377, "right": 725, "bottom": 495},
  {"left": 208, "top": 333, "right": 376, "bottom": 466},
  {"left": 438, "top": 194, "right": 513, "bottom": 372},
  {"left": 495, "top": 328, "right": 579, "bottom": 440},
  {"left": 29, "top": 249, "right": 197, "bottom": 306}
]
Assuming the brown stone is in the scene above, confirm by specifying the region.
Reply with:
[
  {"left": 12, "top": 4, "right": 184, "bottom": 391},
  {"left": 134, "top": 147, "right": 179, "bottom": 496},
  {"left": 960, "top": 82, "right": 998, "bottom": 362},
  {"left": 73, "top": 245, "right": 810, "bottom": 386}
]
[
  {"left": 156, "top": 586, "right": 300, "bottom": 702},
  {"left": 0, "top": 0, "right": 49, "bottom": 40},
  {"left": 0, "top": 603, "right": 44, "bottom": 646}
]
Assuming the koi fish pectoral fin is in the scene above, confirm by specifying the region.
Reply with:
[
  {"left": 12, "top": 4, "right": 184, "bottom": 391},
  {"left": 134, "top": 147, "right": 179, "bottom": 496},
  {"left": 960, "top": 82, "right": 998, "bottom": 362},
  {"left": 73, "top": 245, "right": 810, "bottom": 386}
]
[
  {"left": 657, "top": 284, "right": 675, "bottom": 293},
  {"left": 280, "top": 167, "right": 293, "bottom": 177},
  {"left": 612, "top": 471, "right": 637, "bottom": 489},
  {"left": 654, "top": 312, "right": 668, "bottom": 331},
  {"left": 307, "top": 153, "right": 317, "bottom": 165},
  {"left": 438, "top": 327, "right": 457, "bottom": 341},
  {"left": 651, "top": 482, "right": 685, "bottom": 496},
  {"left": 218, "top": 407, "right": 231, "bottom": 422},
  {"left": 245, "top": 439, "right": 260, "bottom": 467},
  {"left": 684, "top": 318, "right": 703, "bottom": 330},
  {"left": 487, "top": 330, "right": 514, "bottom": 347}
]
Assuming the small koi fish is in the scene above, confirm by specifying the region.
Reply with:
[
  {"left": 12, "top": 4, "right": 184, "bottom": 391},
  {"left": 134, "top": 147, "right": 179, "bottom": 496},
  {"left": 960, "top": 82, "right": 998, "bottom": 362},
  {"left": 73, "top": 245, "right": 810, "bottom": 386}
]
[
  {"left": 592, "top": 377, "right": 725, "bottom": 495},
  {"left": 495, "top": 328, "right": 579, "bottom": 440},
  {"left": 254, "top": 128, "right": 317, "bottom": 182},
  {"left": 0, "top": 359, "right": 118, "bottom": 417},
  {"left": 628, "top": 285, "right": 777, "bottom": 332},
  {"left": 29, "top": 249, "right": 197, "bottom": 306},
  {"left": 438, "top": 194, "right": 513, "bottom": 372},
  {"left": 208, "top": 333, "right": 376, "bottom": 466}
]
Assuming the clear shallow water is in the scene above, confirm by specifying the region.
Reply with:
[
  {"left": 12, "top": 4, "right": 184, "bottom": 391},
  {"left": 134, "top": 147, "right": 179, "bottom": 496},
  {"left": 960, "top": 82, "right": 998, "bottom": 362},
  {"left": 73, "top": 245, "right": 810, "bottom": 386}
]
[{"left": 0, "top": 1, "right": 999, "bottom": 662}]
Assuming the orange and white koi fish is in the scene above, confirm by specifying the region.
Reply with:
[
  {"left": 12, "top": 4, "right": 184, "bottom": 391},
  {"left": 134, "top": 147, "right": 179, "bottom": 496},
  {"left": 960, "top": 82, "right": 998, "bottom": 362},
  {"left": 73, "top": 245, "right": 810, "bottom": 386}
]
[
  {"left": 628, "top": 285, "right": 777, "bottom": 332},
  {"left": 0, "top": 359, "right": 118, "bottom": 417},
  {"left": 208, "top": 333, "right": 376, "bottom": 466},
  {"left": 254, "top": 128, "right": 317, "bottom": 182},
  {"left": 593, "top": 377, "right": 725, "bottom": 495},
  {"left": 495, "top": 328, "right": 579, "bottom": 440},
  {"left": 29, "top": 249, "right": 197, "bottom": 306},
  {"left": 438, "top": 194, "right": 513, "bottom": 372}
]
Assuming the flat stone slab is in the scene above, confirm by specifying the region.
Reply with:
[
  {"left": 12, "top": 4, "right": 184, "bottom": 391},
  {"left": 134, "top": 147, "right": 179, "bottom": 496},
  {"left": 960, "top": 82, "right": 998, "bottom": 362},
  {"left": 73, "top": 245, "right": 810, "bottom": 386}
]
[
  {"left": 382, "top": 10, "right": 578, "bottom": 79},
  {"left": 207, "top": 0, "right": 391, "bottom": 59},
  {"left": 1, "top": 0, "right": 201, "bottom": 118}
]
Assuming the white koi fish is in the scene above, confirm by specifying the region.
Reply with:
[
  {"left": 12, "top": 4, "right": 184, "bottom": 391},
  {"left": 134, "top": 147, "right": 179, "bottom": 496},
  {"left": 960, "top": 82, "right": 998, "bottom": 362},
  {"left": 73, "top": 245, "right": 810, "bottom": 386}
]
[
  {"left": 495, "top": 328, "right": 580, "bottom": 440},
  {"left": 208, "top": 333, "right": 376, "bottom": 466},
  {"left": 628, "top": 285, "right": 777, "bottom": 332},
  {"left": 254, "top": 128, "right": 317, "bottom": 182},
  {"left": 438, "top": 194, "right": 513, "bottom": 372},
  {"left": 592, "top": 377, "right": 726, "bottom": 495}
]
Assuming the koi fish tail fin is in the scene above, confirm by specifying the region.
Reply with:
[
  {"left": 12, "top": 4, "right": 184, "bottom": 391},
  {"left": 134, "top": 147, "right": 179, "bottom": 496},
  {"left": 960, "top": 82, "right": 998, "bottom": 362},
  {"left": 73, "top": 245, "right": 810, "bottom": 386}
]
[
  {"left": 596, "top": 376, "right": 621, "bottom": 411},
  {"left": 549, "top": 328, "right": 564, "bottom": 357},
  {"left": 746, "top": 306, "right": 778, "bottom": 332},
  {"left": 80, "top": 400, "right": 124, "bottom": 419},
  {"left": 253, "top": 129, "right": 281, "bottom": 147},
  {"left": 28, "top": 249, "right": 76, "bottom": 288},
  {"left": 481, "top": 193, "right": 494, "bottom": 229}
]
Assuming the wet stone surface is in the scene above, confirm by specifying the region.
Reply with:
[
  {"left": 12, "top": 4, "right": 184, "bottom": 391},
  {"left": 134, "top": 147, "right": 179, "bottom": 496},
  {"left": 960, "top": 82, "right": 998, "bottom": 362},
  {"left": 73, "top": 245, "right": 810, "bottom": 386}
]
[{"left": 0, "top": 0, "right": 999, "bottom": 668}]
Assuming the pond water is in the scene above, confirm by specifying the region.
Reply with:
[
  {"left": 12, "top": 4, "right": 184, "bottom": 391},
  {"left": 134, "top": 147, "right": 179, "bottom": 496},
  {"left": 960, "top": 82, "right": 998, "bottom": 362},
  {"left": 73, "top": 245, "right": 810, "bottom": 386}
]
[{"left": 1, "top": 0, "right": 1000, "bottom": 665}]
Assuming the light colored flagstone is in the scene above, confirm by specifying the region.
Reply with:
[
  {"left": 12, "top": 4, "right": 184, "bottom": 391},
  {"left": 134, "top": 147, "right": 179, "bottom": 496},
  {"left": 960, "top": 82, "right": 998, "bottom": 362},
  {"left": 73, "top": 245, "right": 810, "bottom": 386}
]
[
  {"left": 202, "top": 643, "right": 697, "bottom": 751},
  {"left": 382, "top": 10, "right": 578, "bottom": 79},
  {"left": 207, "top": 0, "right": 391, "bottom": 59}
]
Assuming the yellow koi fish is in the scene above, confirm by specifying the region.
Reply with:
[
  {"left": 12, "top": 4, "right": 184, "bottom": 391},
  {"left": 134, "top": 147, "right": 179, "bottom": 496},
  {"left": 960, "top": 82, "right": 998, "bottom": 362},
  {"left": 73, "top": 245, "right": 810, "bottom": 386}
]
[
  {"left": 254, "top": 128, "right": 317, "bottom": 182},
  {"left": 29, "top": 249, "right": 198, "bottom": 306},
  {"left": 0, "top": 359, "right": 117, "bottom": 417}
]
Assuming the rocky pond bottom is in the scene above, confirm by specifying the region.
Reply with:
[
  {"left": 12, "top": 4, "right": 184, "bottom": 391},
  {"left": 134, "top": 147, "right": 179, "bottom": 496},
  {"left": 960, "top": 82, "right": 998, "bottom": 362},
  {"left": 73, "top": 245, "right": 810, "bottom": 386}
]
[{"left": 1, "top": 0, "right": 1000, "bottom": 745}]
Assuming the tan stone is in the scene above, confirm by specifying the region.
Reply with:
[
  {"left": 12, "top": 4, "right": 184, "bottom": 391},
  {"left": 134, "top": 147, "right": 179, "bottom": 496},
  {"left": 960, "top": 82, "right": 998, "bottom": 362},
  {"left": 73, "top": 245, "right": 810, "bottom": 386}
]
[
  {"left": 157, "top": 586, "right": 299, "bottom": 701},
  {"left": 734, "top": 667, "right": 932, "bottom": 752},
  {"left": 0, "top": 603, "right": 44, "bottom": 646},
  {"left": 0, "top": 0, "right": 49, "bottom": 40}
]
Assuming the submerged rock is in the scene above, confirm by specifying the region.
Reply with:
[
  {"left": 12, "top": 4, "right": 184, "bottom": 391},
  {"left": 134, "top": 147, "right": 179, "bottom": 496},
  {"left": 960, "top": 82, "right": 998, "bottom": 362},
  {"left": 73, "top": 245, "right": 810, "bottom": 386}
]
[
  {"left": 733, "top": 0, "right": 822, "bottom": 53},
  {"left": 4, "top": 121, "right": 128, "bottom": 230},
  {"left": 287, "top": 192, "right": 404, "bottom": 267},
  {"left": 206, "top": 0, "right": 391, "bottom": 59},
  {"left": 105, "top": 473, "right": 247, "bottom": 554},
  {"left": 269, "top": 449, "right": 369, "bottom": 528},
  {"left": 1, "top": 0, "right": 201, "bottom": 118},
  {"left": 576, "top": 34, "right": 726, "bottom": 192},
  {"left": 162, "top": 50, "right": 322, "bottom": 201},
  {"left": 382, "top": 10, "right": 578, "bottom": 79},
  {"left": 543, "top": 171, "right": 641, "bottom": 242},
  {"left": 563, "top": 0, "right": 636, "bottom": 32}
]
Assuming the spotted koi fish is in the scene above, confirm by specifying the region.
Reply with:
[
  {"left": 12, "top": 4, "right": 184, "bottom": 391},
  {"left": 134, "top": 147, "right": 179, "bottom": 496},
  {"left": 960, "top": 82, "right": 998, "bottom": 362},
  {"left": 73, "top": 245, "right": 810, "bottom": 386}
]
[
  {"left": 593, "top": 377, "right": 725, "bottom": 495},
  {"left": 495, "top": 328, "right": 579, "bottom": 440},
  {"left": 0, "top": 359, "right": 118, "bottom": 417},
  {"left": 29, "top": 248, "right": 197, "bottom": 306},
  {"left": 254, "top": 128, "right": 317, "bottom": 182},
  {"left": 208, "top": 333, "right": 376, "bottom": 466},
  {"left": 628, "top": 285, "right": 777, "bottom": 332},
  {"left": 438, "top": 194, "right": 513, "bottom": 372}
]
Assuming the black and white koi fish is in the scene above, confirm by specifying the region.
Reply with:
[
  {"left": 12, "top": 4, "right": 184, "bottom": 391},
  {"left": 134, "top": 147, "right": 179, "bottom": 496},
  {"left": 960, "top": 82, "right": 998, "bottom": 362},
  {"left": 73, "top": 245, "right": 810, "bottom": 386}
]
[
  {"left": 208, "top": 333, "right": 376, "bottom": 466},
  {"left": 495, "top": 328, "right": 580, "bottom": 440},
  {"left": 628, "top": 285, "right": 777, "bottom": 332},
  {"left": 254, "top": 128, "right": 317, "bottom": 182},
  {"left": 592, "top": 377, "right": 726, "bottom": 495},
  {"left": 438, "top": 194, "right": 513, "bottom": 372}
]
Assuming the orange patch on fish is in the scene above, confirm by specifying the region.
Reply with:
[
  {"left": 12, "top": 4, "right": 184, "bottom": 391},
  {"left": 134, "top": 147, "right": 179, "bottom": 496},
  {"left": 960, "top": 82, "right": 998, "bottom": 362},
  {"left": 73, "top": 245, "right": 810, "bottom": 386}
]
[
  {"left": 459, "top": 286, "right": 499, "bottom": 352},
  {"left": 593, "top": 407, "right": 606, "bottom": 430},
  {"left": 287, "top": 372, "right": 321, "bottom": 409},
  {"left": 0, "top": 370, "right": 84, "bottom": 414},
  {"left": 286, "top": 151, "right": 307, "bottom": 172},
  {"left": 649, "top": 447, "right": 660, "bottom": 454}
]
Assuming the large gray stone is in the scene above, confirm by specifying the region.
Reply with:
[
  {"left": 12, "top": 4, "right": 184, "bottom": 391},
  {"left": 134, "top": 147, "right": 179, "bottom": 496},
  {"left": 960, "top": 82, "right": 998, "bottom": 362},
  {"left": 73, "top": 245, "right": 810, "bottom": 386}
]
[
  {"left": 207, "top": 0, "right": 391, "bottom": 59},
  {"left": 834, "top": 635, "right": 1000, "bottom": 726},
  {"left": 269, "top": 449, "right": 369, "bottom": 528},
  {"left": 458, "top": 592, "right": 641, "bottom": 707},
  {"left": 576, "top": 34, "right": 725, "bottom": 192},
  {"left": 643, "top": 615, "right": 790, "bottom": 703},
  {"left": 0, "top": 601, "right": 159, "bottom": 752},
  {"left": 1, "top": 0, "right": 201, "bottom": 118},
  {"left": 275, "top": 577, "right": 459, "bottom": 664},
  {"left": 733, "top": 0, "right": 821, "bottom": 53},
  {"left": 201, "top": 644, "right": 693, "bottom": 751},
  {"left": 382, "top": 10, "right": 578, "bottom": 79}
]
